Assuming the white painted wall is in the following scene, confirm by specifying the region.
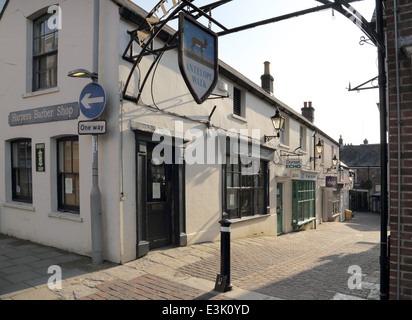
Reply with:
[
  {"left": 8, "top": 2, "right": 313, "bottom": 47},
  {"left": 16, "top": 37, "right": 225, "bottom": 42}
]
[{"left": 0, "top": 0, "right": 342, "bottom": 264}]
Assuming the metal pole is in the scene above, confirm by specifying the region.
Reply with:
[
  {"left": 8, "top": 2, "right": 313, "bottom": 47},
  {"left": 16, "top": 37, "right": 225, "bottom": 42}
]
[
  {"left": 91, "top": 135, "right": 103, "bottom": 265},
  {"left": 376, "top": 0, "right": 389, "bottom": 300},
  {"left": 215, "top": 213, "right": 232, "bottom": 292},
  {"left": 90, "top": 0, "right": 103, "bottom": 265}
]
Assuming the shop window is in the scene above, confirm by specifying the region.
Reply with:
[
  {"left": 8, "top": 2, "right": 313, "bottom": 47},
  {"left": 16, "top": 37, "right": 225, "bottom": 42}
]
[
  {"left": 33, "top": 13, "right": 58, "bottom": 91},
  {"left": 57, "top": 137, "right": 79, "bottom": 213},
  {"left": 11, "top": 139, "right": 33, "bottom": 203},
  {"left": 224, "top": 155, "right": 268, "bottom": 220},
  {"left": 332, "top": 190, "right": 341, "bottom": 215},
  {"left": 292, "top": 180, "right": 315, "bottom": 227}
]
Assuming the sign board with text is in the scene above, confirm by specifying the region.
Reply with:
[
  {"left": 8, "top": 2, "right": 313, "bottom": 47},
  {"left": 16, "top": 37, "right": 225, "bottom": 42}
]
[
  {"left": 78, "top": 121, "right": 107, "bottom": 135},
  {"left": 286, "top": 159, "right": 302, "bottom": 169},
  {"left": 326, "top": 176, "right": 338, "bottom": 188},
  {"left": 9, "top": 102, "right": 79, "bottom": 126},
  {"left": 36, "top": 143, "right": 45, "bottom": 172}
]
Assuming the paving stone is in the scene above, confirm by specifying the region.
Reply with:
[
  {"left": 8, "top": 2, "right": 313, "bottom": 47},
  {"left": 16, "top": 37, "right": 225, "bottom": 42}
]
[{"left": 0, "top": 212, "right": 381, "bottom": 301}]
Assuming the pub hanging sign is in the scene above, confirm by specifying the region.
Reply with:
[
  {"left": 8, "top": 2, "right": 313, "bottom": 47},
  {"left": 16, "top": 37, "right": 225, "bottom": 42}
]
[{"left": 178, "top": 12, "right": 218, "bottom": 105}]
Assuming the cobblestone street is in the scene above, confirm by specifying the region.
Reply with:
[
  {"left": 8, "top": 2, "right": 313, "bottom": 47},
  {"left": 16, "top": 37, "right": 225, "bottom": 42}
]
[{"left": 1, "top": 211, "right": 381, "bottom": 300}]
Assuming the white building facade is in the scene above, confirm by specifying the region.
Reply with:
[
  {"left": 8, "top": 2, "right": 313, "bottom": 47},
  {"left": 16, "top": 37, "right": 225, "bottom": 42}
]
[{"left": 0, "top": 0, "right": 351, "bottom": 264}]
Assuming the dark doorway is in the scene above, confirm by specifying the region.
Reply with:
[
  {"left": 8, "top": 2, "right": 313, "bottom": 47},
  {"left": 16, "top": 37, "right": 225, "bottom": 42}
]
[
  {"left": 147, "top": 147, "right": 173, "bottom": 249},
  {"left": 135, "top": 134, "right": 187, "bottom": 258}
]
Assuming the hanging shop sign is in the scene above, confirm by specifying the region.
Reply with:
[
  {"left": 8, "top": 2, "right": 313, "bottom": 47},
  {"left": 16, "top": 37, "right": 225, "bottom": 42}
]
[
  {"left": 178, "top": 12, "right": 218, "bottom": 104},
  {"left": 326, "top": 176, "right": 338, "bottom": 188},
  {"left": 36, "top": 143, "right": 45, "bottom": 172},
  {"left": 286, "top": 159, "right": 302, "bottom": 169},
  {"left": 9, "top": 102, "right": 79, "bottom": 126}
]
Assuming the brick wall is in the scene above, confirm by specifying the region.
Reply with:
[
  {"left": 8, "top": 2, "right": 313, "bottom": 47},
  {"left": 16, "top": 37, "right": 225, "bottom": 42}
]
[{"left": 386, "top": 0, "right": 412, "bottom": 300}]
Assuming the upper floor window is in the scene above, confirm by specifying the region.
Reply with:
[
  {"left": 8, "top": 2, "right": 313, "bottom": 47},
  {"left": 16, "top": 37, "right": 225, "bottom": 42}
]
[
  {"left": 33, "top": 14, "right": 58, "bottom": 91},
  {"left": 233, "top": 87, "right": 245, "bottom": 117},
  {"left": 300, "top": 126, "right": 306, "bottom": 151},
  {"left": 11, "top": 139, "right": 33, "bottom": 203},
  {"left": 279, "top": 117, "right": 287, "bottom": 145}
]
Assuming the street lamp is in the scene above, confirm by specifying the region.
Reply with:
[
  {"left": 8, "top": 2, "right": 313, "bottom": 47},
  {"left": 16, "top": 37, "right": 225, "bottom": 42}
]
[
  {"left": 265, "top": 108, "right": 285, "bottom": 142},
  {"left": 68, "top": 69, "right": 98, "bottom": 82},
  {"left": 332, "top": 155, "right": 338, "bottom": 167},
  {"left": 310, "top": 139, "right": 324, "bottom": 162}
]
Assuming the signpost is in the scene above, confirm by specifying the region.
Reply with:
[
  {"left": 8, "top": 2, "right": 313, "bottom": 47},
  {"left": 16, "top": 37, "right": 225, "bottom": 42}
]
[
  {"left": 78, "top": 120, "right": 107, "bottom": 135},
  {"left": 79, "top": 82, "right": 106, "bottom": 119},
  {"left": 79, "top": 81, "right": 106, "bottom": 265}
]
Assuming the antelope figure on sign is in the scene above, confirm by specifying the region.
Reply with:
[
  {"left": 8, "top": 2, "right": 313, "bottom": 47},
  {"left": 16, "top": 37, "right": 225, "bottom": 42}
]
[{"left": 191, "top": 36, "right": 208, "bottom": 56}]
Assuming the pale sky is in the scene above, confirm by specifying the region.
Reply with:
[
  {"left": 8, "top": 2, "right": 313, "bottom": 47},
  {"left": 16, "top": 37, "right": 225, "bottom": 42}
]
[{"left": 132, "top": 0, "right": 380, "bottom": 145}]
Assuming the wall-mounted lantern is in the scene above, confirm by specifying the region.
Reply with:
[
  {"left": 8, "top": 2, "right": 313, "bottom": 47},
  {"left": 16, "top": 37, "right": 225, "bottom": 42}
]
[
  {"left": 264, "top": 108, "right": 285, "bottom": 142},
  {"left": 310, "top": 139, "right": 324, "bottom": 162}
]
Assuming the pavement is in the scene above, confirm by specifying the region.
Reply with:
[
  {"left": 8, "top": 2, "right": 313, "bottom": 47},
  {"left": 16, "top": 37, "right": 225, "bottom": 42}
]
[{"left": 0, "top": 211, "right": 381, "bottom": 301}]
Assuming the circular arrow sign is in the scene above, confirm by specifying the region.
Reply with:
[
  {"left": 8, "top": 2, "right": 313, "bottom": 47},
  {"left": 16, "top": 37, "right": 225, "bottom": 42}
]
[{"left": 79, "top": 83, "right": 106, "bottom": 119}]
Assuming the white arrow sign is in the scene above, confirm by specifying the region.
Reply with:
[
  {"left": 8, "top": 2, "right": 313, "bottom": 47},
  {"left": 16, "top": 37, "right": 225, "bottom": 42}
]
[{"left": 81, "top": 93, "right": 105, "bottom": 110}]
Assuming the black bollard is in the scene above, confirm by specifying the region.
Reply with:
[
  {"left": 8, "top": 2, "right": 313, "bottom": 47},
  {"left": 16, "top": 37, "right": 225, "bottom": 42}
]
[{"left": 214, "top": 213, "right": 233, "bottom": 292}]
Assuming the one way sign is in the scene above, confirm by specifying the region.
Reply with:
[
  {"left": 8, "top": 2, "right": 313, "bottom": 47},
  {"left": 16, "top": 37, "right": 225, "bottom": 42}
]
[{"left": 79, "top": 83, "right": 106, "bottom": 119}]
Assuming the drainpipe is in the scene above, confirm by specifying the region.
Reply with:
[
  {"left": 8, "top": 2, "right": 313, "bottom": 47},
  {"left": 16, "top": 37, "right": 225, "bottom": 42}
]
[
  {"left": 394, "top": 0, "right": 401, "bottom": 300},
  {"left": 376, "top": 0, "right": 389, "bottom": 300}
]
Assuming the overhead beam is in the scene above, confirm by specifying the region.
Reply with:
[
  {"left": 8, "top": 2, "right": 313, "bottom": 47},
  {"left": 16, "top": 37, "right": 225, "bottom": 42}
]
[{"left": 217, "top": 3, "right": 336, "bottom": 36}]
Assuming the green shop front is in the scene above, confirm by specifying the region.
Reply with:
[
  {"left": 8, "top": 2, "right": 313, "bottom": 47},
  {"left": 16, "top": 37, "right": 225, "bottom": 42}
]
[{"left": 291, "top": 172, "right": 317, "bottom": 230}]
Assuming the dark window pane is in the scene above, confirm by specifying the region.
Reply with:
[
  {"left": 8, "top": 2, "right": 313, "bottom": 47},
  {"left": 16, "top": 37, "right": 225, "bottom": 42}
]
[
  {"left": 233, "top": 87, "right": 241, "bottom": 116},
  {"left": 11, "top": 140, "right": 32, "bottom": 203},
  {"left": 241, "top": 189, "right": 252, "bottom": 217},
  {"left": 33, "top": 15, "right": 58, "bottom": 91},
  {"left": 58, "top": 137, "right": 80, "bottom": 213}
]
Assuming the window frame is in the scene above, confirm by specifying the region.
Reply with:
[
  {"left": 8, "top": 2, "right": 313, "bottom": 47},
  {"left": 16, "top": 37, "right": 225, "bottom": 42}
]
[
  {"left": 57, "top": 136, "right": 80, "bottom": 213},
  {"left": 32, "top": 13, "right": 58, "bottom": 91},
  {"left": 292, "top": 180, "right": 315, "bottom": 227},
  {"left": 11, "top": 139, "right": 33, "bottom": 203},
  {"left": 279, "top": 116, "right": 288, "bottom": 146},
  {"left": 224, "top": 151, "right": 269, "bottom": 220},
  {"left": 232, "top": 86, "right": 247, "bottom": 118},
  {"left": 299, "top": 126, "right": 307, "bottom": 151}
]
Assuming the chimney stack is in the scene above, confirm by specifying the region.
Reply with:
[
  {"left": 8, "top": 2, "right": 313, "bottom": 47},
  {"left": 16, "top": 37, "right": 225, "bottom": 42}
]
[
  {"left": 339, "top": 135, "right": 343, "bottom": 146},
  {"left": 364, "top": 138, "right": 368, "bottom": 145},
  {"left": 261, "top": 61, "right": 274, "bottom": 95},
  {"left": 301, "top": 101, "right": 315, "bottom": 123}
]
